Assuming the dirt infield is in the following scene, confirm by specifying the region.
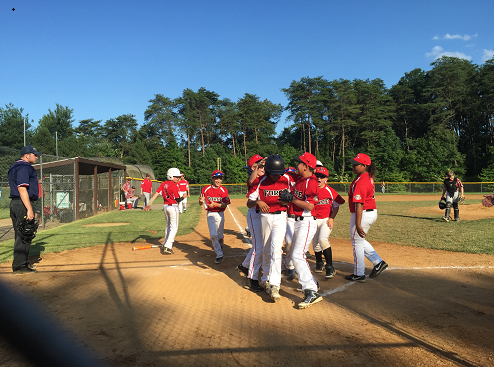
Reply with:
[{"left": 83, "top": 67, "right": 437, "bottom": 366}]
[{"left": 0, "top": 197, "right": 493, "bottom": 366}]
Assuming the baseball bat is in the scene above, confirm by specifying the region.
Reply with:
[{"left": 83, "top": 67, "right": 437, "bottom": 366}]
[{"left": 132, "top": 245, "right": 160, "bottom": 251}]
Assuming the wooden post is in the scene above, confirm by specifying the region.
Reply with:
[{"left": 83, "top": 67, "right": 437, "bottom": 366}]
[
  {"left": 94, "top": 165, "right": 98, "bottom": 215},
  {"left": 75, "top": 158, "right": 80, "bottom": 220}
]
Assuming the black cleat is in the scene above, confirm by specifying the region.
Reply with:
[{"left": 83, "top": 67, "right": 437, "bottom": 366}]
[
  {"left": 314, "top": 262, "right": 324, "bottom": 273},
  {"left": 236, "top": 264, "right": 248, "bottom": 276},
  {"left": 369, "top": 260, "right": 388, "bottom": 278},
  {"left": 325, "top": 264, "right": 336, "bottom": 279},
  {"left": 345, "top": 274, "right": 366, "bottom": 283},
  {"left": 13, "top": 266, "right": 38, "bottom": 275},
  {"left": 244, "top": 278, "right": 264, "bottom": 292}
]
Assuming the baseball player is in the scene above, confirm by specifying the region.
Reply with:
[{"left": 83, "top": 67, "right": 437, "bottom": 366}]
[
  {"left": 283, "top": 152, "right": 322, "bottom": 309},
  {"left": 283, "top": 166, "right": 298, "bottom": 279},
  {"left": 145, "top": 168, "right": 184, "bottom": 255},
  {"left": 346, "top": 153, "right": 387, "bottom": 282},
  {"left": 140, "top": 173, "right": 153, "bottom": 207},
  {"left": 441, "top": 170, "right": 464, "bottom": 222},
  {"left": 312, "top": 167, "right": 345, "bottom": 279},
  {"left": 238, "top": 154, "right": 267, "bottom": 292},
  {"left": 199, "top": 170, "right": 230, "bottom": 264},
  {"left": 178, "top": 173, "right": 190, "bottom": 214},
  {"left": 247, "top": 154, "right": 292, "bottom": 301}
]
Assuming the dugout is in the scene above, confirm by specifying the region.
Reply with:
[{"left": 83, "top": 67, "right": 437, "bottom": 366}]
[{"left": 33, "top": 157, "right": 127, "bottom": 225}]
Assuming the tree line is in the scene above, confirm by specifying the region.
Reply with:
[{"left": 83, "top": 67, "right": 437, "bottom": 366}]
[{"left": 1, "top": 56, "right": 494, "bottom": 184}]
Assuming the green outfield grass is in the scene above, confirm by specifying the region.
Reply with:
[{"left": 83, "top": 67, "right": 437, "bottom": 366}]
[
  {"left": 0, "top": 198, "right": 202, "bottom": 264},
  {"left": 235, "top": 200, "right": 494, "bottom": 255}
]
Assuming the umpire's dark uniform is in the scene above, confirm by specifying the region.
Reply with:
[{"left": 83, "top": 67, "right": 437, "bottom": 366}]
[{"left": 8, "top": 146, "right": 42, "bottom": 273}]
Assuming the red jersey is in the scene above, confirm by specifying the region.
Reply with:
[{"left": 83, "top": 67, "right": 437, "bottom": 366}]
[
  {"left": 201, "top": 185, "right": 230, "bottom": 212},
  {"left": 178, "top": 179, "right": 189, "bottom": 192},
  {"left": 314, "top": 185, "right": 345, "bottom": 219},
  {"left": 156, "top": 180, "right": 181, "bottom": 205},
  {"left": 140, "top": 178, "right": 152, "bottom": 193},
  {"left": 291, "top": 175, "right": 319, "bottom": 217},
  {"left": 248, "top": 174, "right": 292, "bottom": 213},
  {"left": 246, "top": 176, "right": 262, "bottom": 197},
  {"left": 348, "top": 172, "right": 376, "bottom": 213}
]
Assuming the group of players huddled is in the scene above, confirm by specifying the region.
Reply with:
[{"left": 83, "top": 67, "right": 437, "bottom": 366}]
[
  {"left": 236, "top": 152, "right": 388, "bottom": 309},
  {"left": 145, "top": 151, "right": 387, "bottom": 309}
]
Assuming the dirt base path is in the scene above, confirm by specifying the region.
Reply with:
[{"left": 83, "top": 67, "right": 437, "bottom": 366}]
[{"left": 0, "top": 198, "right": 493, "bottom": 366}]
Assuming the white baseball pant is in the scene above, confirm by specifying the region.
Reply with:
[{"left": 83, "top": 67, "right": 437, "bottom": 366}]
[
  {"left": 446, "top": 191, "right": 459, "bottom": 205},
  {"left": 260, "top": 212, "right": 287, "bottom": 288},
  {"left": 287, "top": 217, "right": 318, "bottom": 291},
  {"left": 241, "top": 209, "right": 263, "bottom": 280},
  {"left": 207, "top": 211, "right": 225, "bottom": 257},
  {"left": 313, "top": 218, "right": 331, "bottom": 252},
  {"left": 284, "top": 216, "right": 295, "bottom": 270},
  {"left": 350, "top": 210, "right": 382, "bottom": 276},
  {"left": 163, "top": 204, "right": 179, "bottom": 249},
  {"left": 178, "top": 191, "right": 187, "bottom": 213},
  {"left": 143, "top": 192, "right": 151, "bottom": 207}
]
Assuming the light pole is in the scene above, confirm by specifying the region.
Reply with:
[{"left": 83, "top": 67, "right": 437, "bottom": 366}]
[{"left": 23, "top": 118, "right": 26, "bottom": 146}]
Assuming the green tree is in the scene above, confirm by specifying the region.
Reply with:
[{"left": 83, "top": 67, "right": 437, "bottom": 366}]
[
  {"left": 74, "top": 119, "right": 102, "bottom": 138},
  {"left": 38, "top": 104, "right": 75, "bottom": 140},
  {"left": 0, "top": 103, "right": 33, "bottom": 149},
  {"left": 101, "top": 114, "right": 138, "bottom": 159}
]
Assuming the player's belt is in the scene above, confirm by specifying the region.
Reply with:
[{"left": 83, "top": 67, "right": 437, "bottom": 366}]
[
  {"left": 165, "top": 204, "right": 178, "bottom": 207},
  {"left": 365, "top": 209, "right": 375, "bottom": 212},
  {"left": 295, "top": 216, "right": 316, "bottom": 221},
  {"left": 287, "top": 214, "right": 296, "bottom": 219},
  {"left": 267, "top": 210, "right": 284, "bottom": 214}
]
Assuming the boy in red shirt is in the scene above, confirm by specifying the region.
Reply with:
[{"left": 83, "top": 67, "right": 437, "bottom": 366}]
[
  {"left": 145, "top": 168, "right": 184, "bottom": 255},
  {"left": 140, "top": 173, "right": 153, "bottom": 207},
  {"left": 247, "top": 154, "right": 292, "bottom": 301},
  {"left": 199, "top": 170, "right": 230, "bottom": 264},
  {"left": 283, "top": 152, "right": 321, "bottom": 309},
  {"left": 178, "top": 173, "right": 190, "bottom": 214}
]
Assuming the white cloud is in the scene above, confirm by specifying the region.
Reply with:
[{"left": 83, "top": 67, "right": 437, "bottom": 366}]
[
  {"left": 482, "top": 49, "right": 494, "bottom": 62},
  {"left": 432, "top": 33, "right": 477, "bottom": 41},
  {"left": 426, "top": 46, "right": 472, "bottom": 61}
]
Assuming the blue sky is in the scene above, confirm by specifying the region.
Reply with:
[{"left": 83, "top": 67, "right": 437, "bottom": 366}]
[{"left": 2, "top": 0, "right": 493, "bottom": 135}]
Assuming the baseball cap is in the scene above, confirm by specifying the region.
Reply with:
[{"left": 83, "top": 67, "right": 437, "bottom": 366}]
[
  {"left": 146, "top": 173, "right": 150, "bottom": 177},
  {"left": 127, "top": 178, "right": 131, "bottom": 181},
  {"left": 212, "top": 170, "right": 223, "bottom": 178},
  {"left": 248, "top": 154, "right": 263, "bottom": 168},
  {"left": 293, "top": 152, "right": 317, "bottom": 169},
  {"left": 316, "top": 160, "right": 323, "bottom": 167},
  {"left": 21, "top": 145, "right": 42, "bottom": 156},
  {"left": 315, "top": 167, "right": 329, "bottom": 177},
  {"left": 349, "top": 153, "right": 371, "bottom": 166}
]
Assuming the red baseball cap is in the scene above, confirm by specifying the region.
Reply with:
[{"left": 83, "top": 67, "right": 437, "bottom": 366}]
[
  {"left": 349, "top": 153, "right": 371, "bottom": 166},
  {"left": 293, "top": 152, "right": 317, "bottom": 169},
  {"left": 248, "top": 154, "right": 263, "bottom": 168},
  {"left": 212, "top": 170, "right": 223, "bottom": 178},
  {"left": 315, "top": 167, "right": 329, "bottom": 177}
]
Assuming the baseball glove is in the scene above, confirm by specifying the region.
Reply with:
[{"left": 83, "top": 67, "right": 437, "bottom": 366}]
[
  {"left": 459, "top": 195, "right": 465, "bottom": 204},
  {"left": 278, "top": 189, "right": 294, "bottom": 202},
  {"left": 482, "top": 195, "right": 494, "bottom": 208},
  {"left": 17, "top": 217, "right": 38, "bottom": 241}
]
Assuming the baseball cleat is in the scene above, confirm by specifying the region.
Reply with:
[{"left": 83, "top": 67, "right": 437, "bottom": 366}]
[
  {"left": 305, "top": 251, "right": 312, "bottom": 258},
  {"left": 214, "top": 257, "right": 223, "bottom": 264},
  {"left": 369, "top": 261, "right": 388, "bottom": 278},
  {"left": 298, "top": 290, "right": 322, "bottom": 309},
  {"left": 296, "top": 285, "right": 303, "bottom": 292},
  {"left": 345, "top": 274, "right": 366, "bottom": 282},
  {"left": 13, "top": 266, "right": 38, "bottom": 275},
  {"left": 286, "top": 269, "right": 297, "bottom": 280},
  {"left": 236, "top": 264, "right": 249, "bottom": 276},
  {"left": 315, "top": 262, "right": 324, "bottom": 273},
  {"left": 325, "top": 264, "right": 336, "bottom": 279},
  {"left": 245, "top": 229, "right": 251, "bottom": 238},
  {"left": 244, "top": 278, "right": 264, "bottom": 292},
  {"left": 161, "top": 247, "right": 174, "bottom": 255},
  {"left": 269, "top": 285, "right": 281, "bottom": 301}
]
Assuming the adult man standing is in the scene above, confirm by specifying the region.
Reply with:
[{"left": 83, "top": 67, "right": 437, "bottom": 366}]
[
  {"left": 8, "top": 146, "right": 42, "bottom": 274},
  {"left": 178, "top": 173, "right": 190, "bottom": 214},
  {"left": 140, "top": 173, "right": 152, "bottom": 207}
]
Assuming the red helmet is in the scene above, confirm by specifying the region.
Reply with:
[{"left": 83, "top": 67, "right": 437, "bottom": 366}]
[
  {"left": 285, "top": 166, "right": 296, "bottom": 174},
  {"left": 248, "top": 154, "right": 263, "bottom": 168},
  {"left": 211, "top": 170, "right": 223, "bottom": 178}
]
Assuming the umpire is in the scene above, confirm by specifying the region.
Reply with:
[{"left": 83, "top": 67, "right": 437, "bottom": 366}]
[{"left": 8, "top": 145, "right": 42, "bottom": 274}]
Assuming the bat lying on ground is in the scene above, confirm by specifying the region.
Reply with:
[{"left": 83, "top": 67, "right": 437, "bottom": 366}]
[{"left": 132, "top": 245, "right": 161, "bottom": 251}]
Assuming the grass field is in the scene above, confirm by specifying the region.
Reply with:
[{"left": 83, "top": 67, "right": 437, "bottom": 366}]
[{"left": 1, "top": 196, "right": 492, "bottom": 265}]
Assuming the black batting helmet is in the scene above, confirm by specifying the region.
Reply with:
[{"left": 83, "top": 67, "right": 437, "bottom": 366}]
[
  {"left": 439, "top": 198, "right": 447, "bottom": 210},
  {"left": 264, "top": 154, "right": 285, "bottom": 175}
]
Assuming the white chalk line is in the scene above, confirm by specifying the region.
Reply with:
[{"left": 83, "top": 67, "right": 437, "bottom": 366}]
[{"left": 227, "top": 205, "right": 252, "bottom": 248}]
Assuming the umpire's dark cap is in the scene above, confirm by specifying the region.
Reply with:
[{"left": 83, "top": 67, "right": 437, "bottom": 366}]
[{"left": 21, "top": 145, "right": 42, "bottom": 156}]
